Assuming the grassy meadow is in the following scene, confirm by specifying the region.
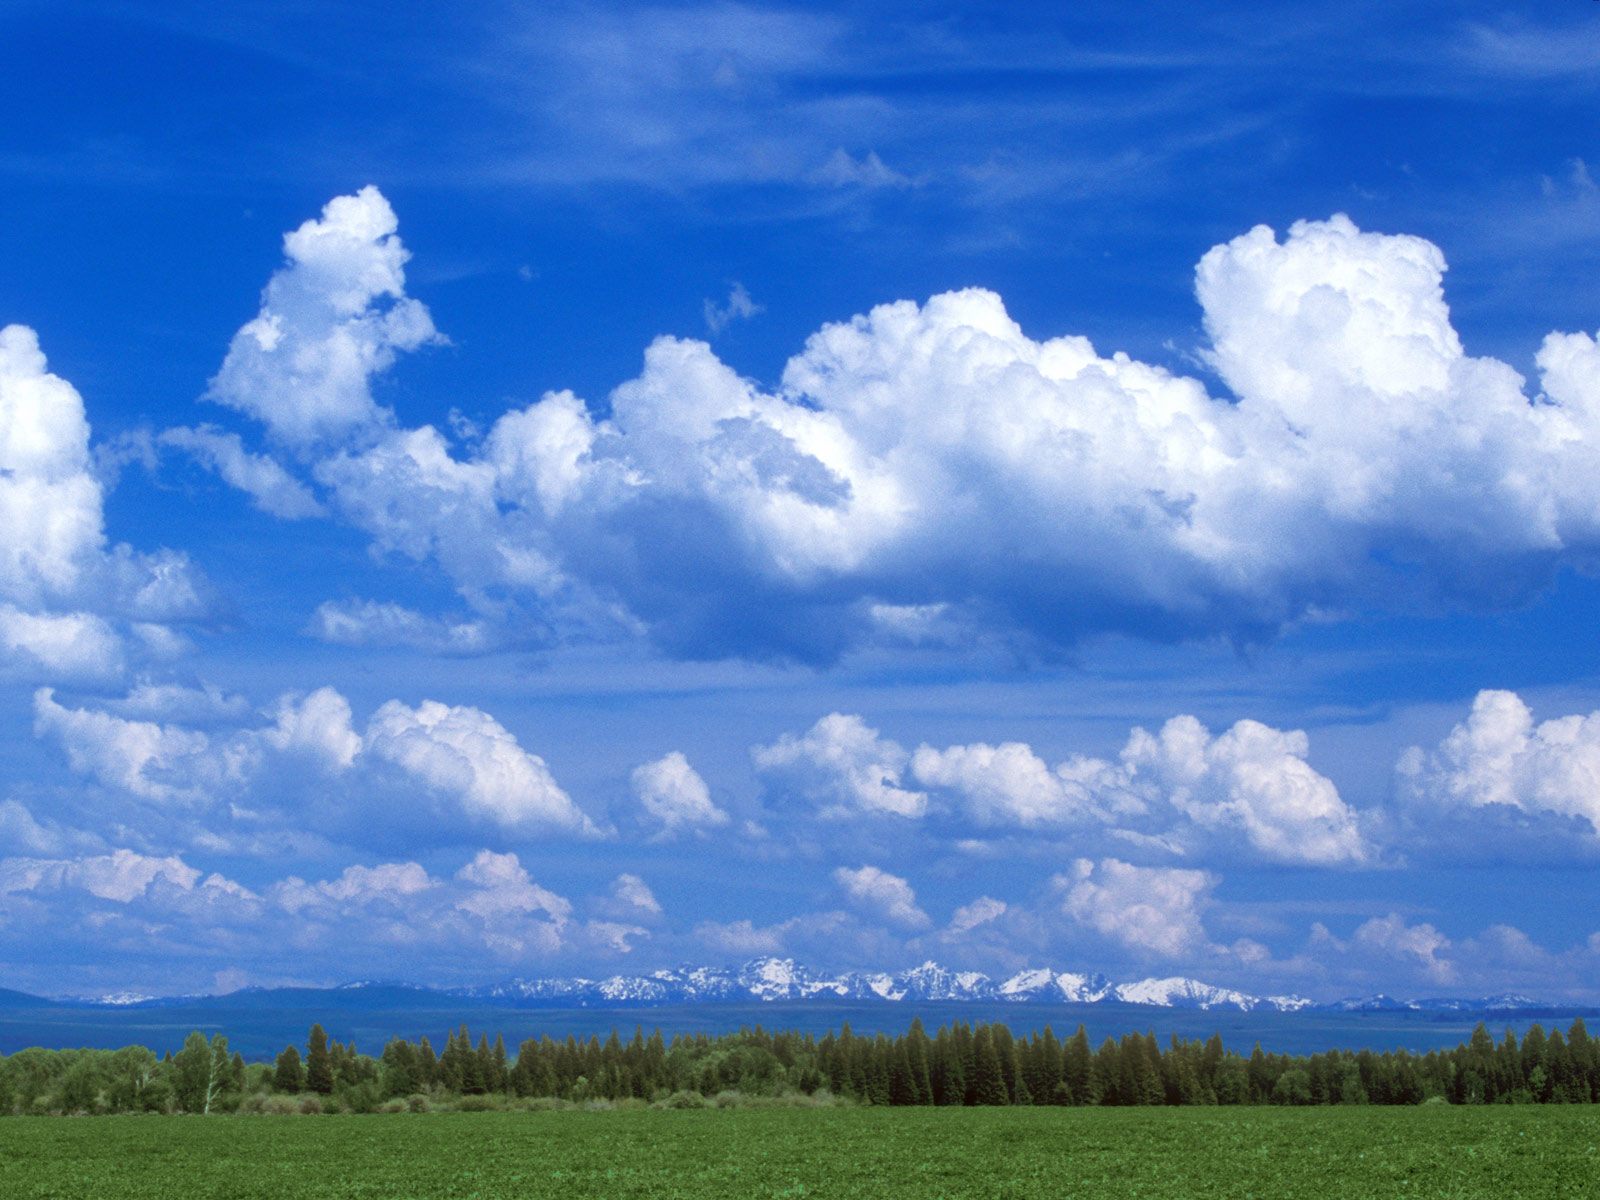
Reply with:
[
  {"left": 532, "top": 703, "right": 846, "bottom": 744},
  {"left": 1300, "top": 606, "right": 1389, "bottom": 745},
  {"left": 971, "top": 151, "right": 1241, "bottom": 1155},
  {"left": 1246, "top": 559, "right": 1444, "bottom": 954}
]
[{"left": 4, "top": 1106, "right": 1599, "bottom": 1199}]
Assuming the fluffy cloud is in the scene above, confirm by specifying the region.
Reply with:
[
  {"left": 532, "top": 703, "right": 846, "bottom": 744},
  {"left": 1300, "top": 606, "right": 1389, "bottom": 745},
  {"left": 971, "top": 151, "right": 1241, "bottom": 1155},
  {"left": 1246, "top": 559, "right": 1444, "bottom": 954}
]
[
  {"left": 192, "top": 193, "right": 1600, "bottom": 662},
  {"left": 0, "top": 848, "right": 205, "bottom": 903},
  {"left": 760, "top": 709, "right": 1367, "bottom": 865},
  {"left": 1114, "top": 716, "right": 1369, "bottom": 865},
  {"left": 752, "top": 713, "right": 926, "bottom": 818},
  {"left": 630, "top": 751, "right": 729, "bottom": 835},
  {"left": 1398, "top": 689, "right": 1600, "bottom": 845},
  {"left": 910, "top": 740, "right": 1116, "bottom": 827},
  {"left": 606, "top": 873, "right": 662, "bottom": 916},
  {"left": 1310, "top": 914, "right": 1457, "bottom": 988},
  {"left": 33, "top": 687, "right": 233, "bottom": 803},
  {"left": 209, "top": 186, "right": 440, "bottom": 446},
  {"left": 1058, "top": 858, "right": 1216, "bottom": 958},
  {"left": 159, "top": 426, "right": 325, "bottom": 518},
  {"left": 0, "top": 845, "right": 664, "bottom": 992},
  {"left": 833, "top": 864, "right": 930, "bottom": 929},
  {"left": 365, "top": 700, "right": 598, "bottom": 836},
  {"left": 275, "top": 861, "right": 433, "bottom": 913},
  {"left": 34, "top": 685, "right": 599, "bottom": 841},
  {"left": 946, "top": 895, "right": 1007, "bottom": 935},
  {"left": 261, "top": 687, "right": 364, "bottom": 771},
  {"left": 0, "top": 325, "right": 208, "bottom": 677}
]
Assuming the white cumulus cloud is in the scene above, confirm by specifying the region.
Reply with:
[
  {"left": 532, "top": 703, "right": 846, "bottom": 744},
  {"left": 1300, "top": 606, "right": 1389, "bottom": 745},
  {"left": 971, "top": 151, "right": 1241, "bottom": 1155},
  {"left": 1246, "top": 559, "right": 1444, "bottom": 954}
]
[
  {"left": 630, "top": 751, "right": 728, "bottom": 836},
  {"left": 753, "top": 713, "right": 927, "bottom": 818},
  {"left": 364, "top": 699, "right": 599, "bottom": 836},
  {"left": 189, "top": 196, "right": 1600, "bottom": 663},
  {"left": 1398, "top": 689, "right": 1600, "bottom": 845},
  {"left": 209, "top": 186, "right": 440, "bottom": 446},
  {"left": 1059, "top": 857, "right": 1216, "bottom": 958},
  {"left": 833, "top": 864, "right": 930, "bottom": 929},
  {"left": 0, "top": 325, "right": 208, "bottom": 678}
]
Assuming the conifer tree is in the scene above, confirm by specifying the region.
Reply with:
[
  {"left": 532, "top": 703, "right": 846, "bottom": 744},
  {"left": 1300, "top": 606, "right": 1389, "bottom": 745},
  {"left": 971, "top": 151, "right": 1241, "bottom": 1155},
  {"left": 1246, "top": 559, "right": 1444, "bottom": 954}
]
[
  {"left": 1569, "top": 1018, "right": 1596, "bottom": 1102},
  {"left": 1095, "top": 1037, "right": 1121, "bottom": 1105},
  {"left": 1064, "top": 1026, "right": 1095, "bottom": 1105},
  {"left": 305, "top": 1024, "right": 334, "bottom": 1095},
  {"left": 905, "top": 1018, "right": 934, "bottom": 1105},
  {"left": 972, "top": 1026, "right": 1009, "bottom": 1106},
  {"left": 417, "top": 1036, "right": 439, "bottom": 1088},
  {"left": 1034, "top": 1026, "right": 1064, "bottom": 1104},
  {"left": 889, "top": 1043, "right": 916, "bottom": 1106},
  {"left": 273, "top": 1045, "right": 305, "bottom": 1093},
  {"left": 492, "top": 1034, "right": 509, "bottom": 1094}
]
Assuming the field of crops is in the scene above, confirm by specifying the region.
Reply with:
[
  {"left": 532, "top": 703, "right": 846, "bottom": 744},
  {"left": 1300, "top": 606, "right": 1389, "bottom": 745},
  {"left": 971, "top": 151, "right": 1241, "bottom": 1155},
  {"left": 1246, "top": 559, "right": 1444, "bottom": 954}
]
[{"left": 4, "top": 1106, "right": 1598, "bottom": 1198}]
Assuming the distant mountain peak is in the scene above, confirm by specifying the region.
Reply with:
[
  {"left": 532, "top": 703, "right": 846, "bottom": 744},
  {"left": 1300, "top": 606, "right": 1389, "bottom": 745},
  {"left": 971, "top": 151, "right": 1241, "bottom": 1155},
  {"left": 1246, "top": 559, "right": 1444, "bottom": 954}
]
[
  {"left": 58, "top": 962, "right": 1559, "bottom": 1015},
  {"left": 451, "top": 958, "right": 1310, "bottom": 1012}
]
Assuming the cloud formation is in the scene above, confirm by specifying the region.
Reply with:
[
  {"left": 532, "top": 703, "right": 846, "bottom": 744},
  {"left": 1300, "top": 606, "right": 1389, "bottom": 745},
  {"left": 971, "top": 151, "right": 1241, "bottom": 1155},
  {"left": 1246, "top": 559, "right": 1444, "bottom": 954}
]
[
  {"left": 209, "top": 186, "right": 440, "bottom": 446},
  {"left": 33, "top": 684, "right": 599, "bottom": 844},
  {"left": 757, "top": 709, "right": 1368, "bottom": 865},
  {"left": 833, "top": 864, "right": 930, "bottom": 929},
  {"left": 703, "top": 282, "right": 762, "bottom": 335},
  {"left": 192, "top": 192, "right": 1600, "bottom": 664},
  {"left": 630, "top": 751, "right": 729, "bottom": 836},
  {"left": 0, "top": 844, "right": 646, "bottom": 992},
  {"left": 0, "top": 325, "right": 208, "bottom": 678},
  {"left": 1398, "top": 689, "right": 1600, "bottom": 848},
  {"left": 1058, "top": 858, "right": 1216, "bottom": 958},
  {"left": 752, "top": 713, "right": 926, "bottom": 818}
]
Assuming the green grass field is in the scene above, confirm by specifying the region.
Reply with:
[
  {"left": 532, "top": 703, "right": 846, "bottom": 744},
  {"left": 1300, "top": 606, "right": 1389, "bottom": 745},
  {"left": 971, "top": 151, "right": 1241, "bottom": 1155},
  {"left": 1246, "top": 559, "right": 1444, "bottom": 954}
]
[{"left": 3, "top": 1107, "right": 1598, "bottom": 1199}]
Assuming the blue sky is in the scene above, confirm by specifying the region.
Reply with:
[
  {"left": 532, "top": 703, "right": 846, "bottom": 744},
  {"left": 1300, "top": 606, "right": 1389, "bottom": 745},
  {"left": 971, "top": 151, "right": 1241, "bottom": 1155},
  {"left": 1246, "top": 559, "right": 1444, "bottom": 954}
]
[{"left": 2, "top": 0, "right": 1600, "bottom": 1000}]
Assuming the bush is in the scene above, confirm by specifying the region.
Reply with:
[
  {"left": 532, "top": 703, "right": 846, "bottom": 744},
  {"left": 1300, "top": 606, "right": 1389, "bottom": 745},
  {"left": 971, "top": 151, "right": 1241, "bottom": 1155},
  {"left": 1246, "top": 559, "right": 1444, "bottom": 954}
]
[
  {"left": 654, "top": 1090, "right": 709, "bottom": 1110},
  {"left": 338, "top": 1082, "right": 381, "bottom": 1115},
  {"left": 297, "top": 1096, "right": 323, "bottom": 1116},
  {"left": 406, "top": 1094, "right": 431, "bottom": 1114},
  {"left": 456, "top": 1094, "right": 503, "bottom": 1113},
  {"left": 516, "top": 1096, "right": 568, "bottom": 1112}
]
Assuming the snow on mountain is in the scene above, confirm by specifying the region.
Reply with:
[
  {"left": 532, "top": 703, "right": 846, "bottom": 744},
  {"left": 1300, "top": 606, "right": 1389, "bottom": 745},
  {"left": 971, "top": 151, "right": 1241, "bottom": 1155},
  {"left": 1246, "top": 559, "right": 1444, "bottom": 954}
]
[
  {"left": 63, "top": 961, "right": 1552, "bottom": 1013},
  {"left": 90, "top": 991, "right": 157, "bottom": 1007},
  {"left": 899, "top": 961, "right": 993, "bottom": 1001},
  {"left": 997, "top": 968, "right": 1115, "bottom": 1003},
  {"left": 1264, "top": 994, "right": 1315, "bottom": 1013},
  {"left": 444, "top": 958, "right": 1431, "bottom": 1014},
  {"left": 1326, "top": 994, "right": 1414, "bottom": 1012},
  {"left": 1055, "top": 972, "right": 1116, "bottom": 1004},
  {"left": 1113, "top": 977, "right": 1267, "bottom": 1012}
]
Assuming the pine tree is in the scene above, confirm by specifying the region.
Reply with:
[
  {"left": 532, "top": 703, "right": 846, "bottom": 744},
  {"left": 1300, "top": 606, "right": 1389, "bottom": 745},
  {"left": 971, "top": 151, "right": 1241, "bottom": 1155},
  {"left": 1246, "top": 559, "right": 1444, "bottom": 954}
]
[
  {"left": 904, "top": 1018, "right": 933, "bottom": 1105},
  {"left": 380, "top": 1039, "right": 419, "bottom": 1098},
  {"left": 417, "top": 1036, "right": 439, "bottom": 1088},
  {"left": 273, "top": 1045, "right": 305, "bottom": 1092},
  {"left": 1569, "top": 1018, "right": 1596, "bottom": 1102},
  {"left": 492, "top": 1034, "right": 509, "bottom": 1094},
  {"left": 1095, "top": 1037, "right": 1121, "bottom": 1105},
  {"left": 1034, "top": 1026, "right": 1064, "bottom": 1104},
  {"left": 889, "top": 1043, "right": 917, "bottom": 1106},
  {"left": 971, "top": 1026, "right": 1009, "bottom": 1106},
  {"left": 1063, "top": 1026, "right": 1095, "bottom": 1105},
  {"left": 305, "top": 1024, "right": 334, "bottom": 1095}
]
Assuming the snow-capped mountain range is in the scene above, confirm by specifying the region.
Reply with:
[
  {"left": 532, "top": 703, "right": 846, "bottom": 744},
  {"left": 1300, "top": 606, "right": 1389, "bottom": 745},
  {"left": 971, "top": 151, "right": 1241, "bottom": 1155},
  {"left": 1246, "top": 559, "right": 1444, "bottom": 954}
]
[
  {"left": 66, "top": 958, "right": 1556, "bottom": 1013},
  {"left": 445, "top": 957, "right": 1435, "bottom": 1014}
]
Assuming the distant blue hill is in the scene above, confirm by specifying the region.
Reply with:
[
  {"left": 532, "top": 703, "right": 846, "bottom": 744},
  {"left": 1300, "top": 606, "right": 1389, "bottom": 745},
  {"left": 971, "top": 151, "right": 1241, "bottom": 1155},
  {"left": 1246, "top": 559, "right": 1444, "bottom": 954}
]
[{"left": 1, "top": 959, "right": 1594, "bottom": 1059}]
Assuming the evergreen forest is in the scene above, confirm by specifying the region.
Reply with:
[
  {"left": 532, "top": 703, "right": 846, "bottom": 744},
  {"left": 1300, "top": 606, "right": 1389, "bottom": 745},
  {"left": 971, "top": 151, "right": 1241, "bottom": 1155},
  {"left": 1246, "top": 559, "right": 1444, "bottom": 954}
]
[{"left": 3, "top": 1017, "right": 1597, "bottom": 1116}]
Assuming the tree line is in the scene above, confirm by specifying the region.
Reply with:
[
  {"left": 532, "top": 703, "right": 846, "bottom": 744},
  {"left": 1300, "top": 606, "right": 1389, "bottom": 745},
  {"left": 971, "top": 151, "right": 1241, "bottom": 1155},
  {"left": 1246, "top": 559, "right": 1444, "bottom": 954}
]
[{"left": 2, "top": 1017, "right": 1597, "bottom": 1115}]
